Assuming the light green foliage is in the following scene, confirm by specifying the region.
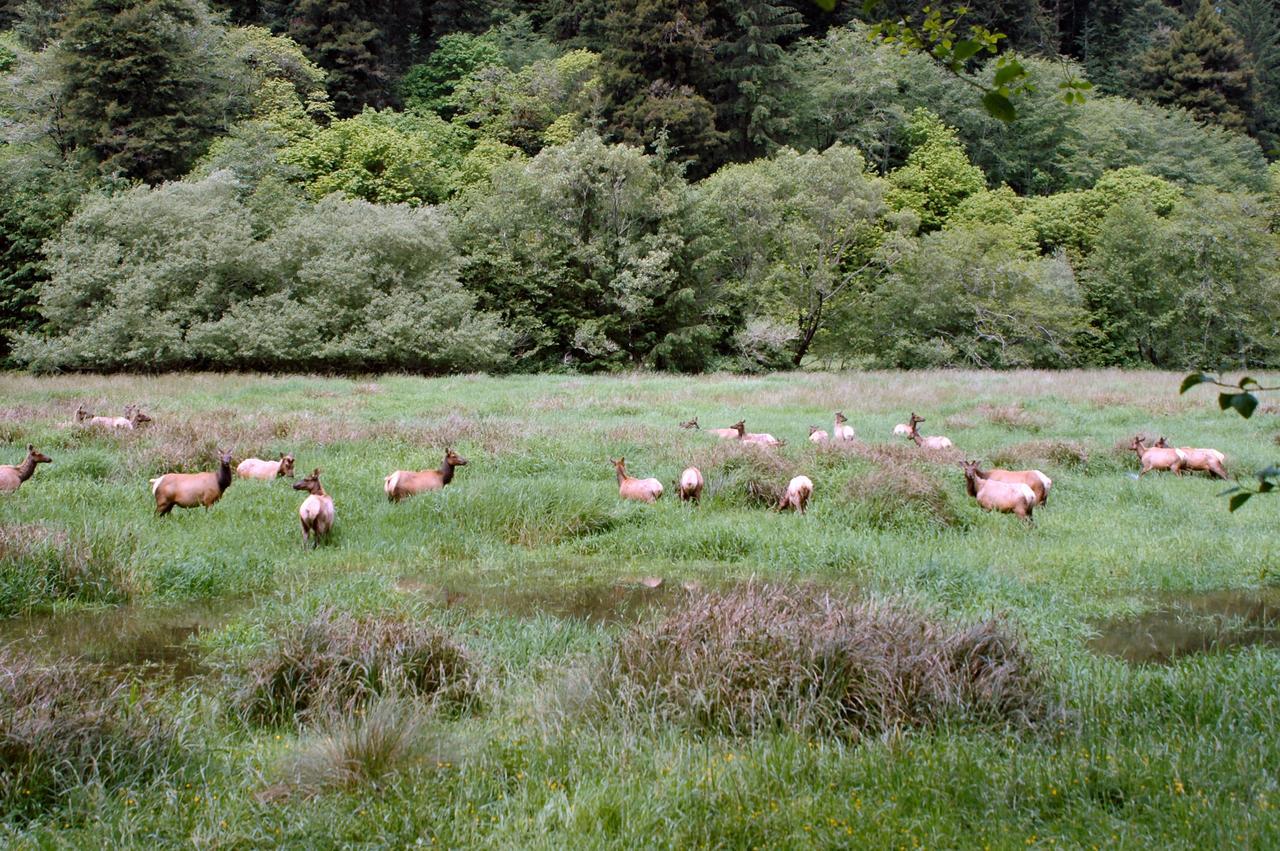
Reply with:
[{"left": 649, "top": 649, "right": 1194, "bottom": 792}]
[
  {"left": 946, "top": 185, "right": 1037, "bottom": 253},
  {"left": 448, "top": 49, "right": 603, "bottom": 154},
  {"left": 220, "top": 25, "right": 333, "bottom": 132},
  {"left": 10, "top": 172, "right": 509, "bottom": 372},
  {"left": 887, "top": 109, "right": 986, "bottom": 231},
  {"left": 401, "top": 33, "right": 502, "bottom": 115},
  {"left": 282, "top": 109, "right": 470, "bottom": 205},
  {"left": 1025, "top": 167, "right": 1182, "bottom": 255},
  {"left": 451, "top": 137, "right": 525, "bottom": 193},
  {"left": 458, "top": 132, "right": 709, "bottom": 370},
  {"left": 690, "top": 144, "right": 892, "bottom": 367},
  {"left": 854, "top": 226, "right": 1090, "bottom": 368}
]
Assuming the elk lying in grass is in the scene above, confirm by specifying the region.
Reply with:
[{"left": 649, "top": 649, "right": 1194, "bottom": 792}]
[
  {"left": 151, "top": 450, "right": 233, "bottom": 515},
  {"left": 78, "top": 404, "right": 152, "bottom": 430},
  {"left": 1153, "top": 437, "right": 1227, "bottom": 479},
  {"left": 679, "top": 417, "right": 699, "bottom": 430},
  {"left": 833, "top": 412, "right": 855, "bottom": 441},
  {"left": 384, "top": 448, "right": 468, "bottom": 502},
  {"left": 676, "top": 466, "right": 704, "bottom": 503},
  {"left": 0, "top": 444, "right": 52, "bottom": 493},
  {"left": 775, "top": 475, "right": 813, "bottom": 514},
  {"left": 808, "top": 426, "right": 829, "bottom": 443},
  {"left": 892, "top": 421, "right": 913, "bottom": 436},
  {"left": 966, "top": 462, "right": 1052, "bottom": 506},
  {"left": 733, "top": 421, "right": 785, "bottom": 447},
  {"left": 1128, "top": 436, "right": 1185, "bottom": 477},
  {"left": 905, "top": 413, "right": 953, "bottom": 449},
  {"left": 237, "top": 453, "right": 296, "bottom": 480},
  {"left": 294, "top": 468, "right": 335, "bottom": 549},
  {"left": 700, "top": 419, "right": 745, "bottom": 440},
  {"left": 961, "top": 460, "right": 1034, "bottom": 522},
  {"left": 612, "top": 457, "right": 663, "bottom": 503}
]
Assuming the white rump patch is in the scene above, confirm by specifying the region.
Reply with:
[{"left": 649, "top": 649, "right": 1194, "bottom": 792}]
[
  {"left": 150, "top": 476, "right": 163, "bottom": 495},
  {"left": 385, "top": 471, "right": 400, "bottom": 495}
]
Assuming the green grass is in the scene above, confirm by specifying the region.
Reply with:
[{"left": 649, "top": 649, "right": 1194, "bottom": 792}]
[{"left": 1, "top": 369, "right": 1279, "bottom": 847}]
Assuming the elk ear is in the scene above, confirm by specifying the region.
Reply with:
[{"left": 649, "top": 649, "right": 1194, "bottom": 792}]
[
  {"left": 313, "top": 468, "right": 321, "bottom": 477},
  {"left": 26, "top": 444, "right": 33, "bottom": 451}
]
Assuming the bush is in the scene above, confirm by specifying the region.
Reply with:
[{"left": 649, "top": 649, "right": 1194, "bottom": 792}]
[
  {"left": 0, "top": 650, "right": 192, "bottom": 815},
  {"left": 223, "top": 609, "right": 476, "bottom": 726},
  {"left": 598, "top": 584, "right": 1047, "bottom": 736}
]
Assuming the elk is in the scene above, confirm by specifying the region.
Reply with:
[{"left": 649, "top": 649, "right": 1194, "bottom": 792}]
[
  {"left": 961, "top": 460, "right": 1035, "bottom": 522},
  {"left": 808, "top": 426, "right": 829, "bottom": 443},
  {"left": 150, "top": 450, "right": 233, "bottom": 515},
  {"left": 892, "top": 422, "right": 913, "bottom": 436},
  {"left": 676, "top": 466, "right": 704, "bottom": 503},
  {"left": 1153, "top": 437, "right": 1227, "bottom": 479},
  {"left": 384, "top": 448, "right": 468, "bottom": 502},
  {"left": 733, "top": 421, "right": 785, "bottom": 447},
  {"left": 0, "top": 444, "right": 52, "bottom": 493},
  {"left": 966, "top": 462, "right": 1052, "bottom": 506},
  {"left": 293, "top": 468, "right": 335, "bottom": 549},
  {"left": 776, "top": 475, "right": 814, "bottom": 514},
  {"left": 612, "top": 457, "right": 663, "bottom": 503},
  {"left": 704, "top": 419, "right": 746, "bottom": 440},
  {"left": 905, "top": 413, "right": 953, "bottom": 449},
  {"left": 1128, "top": 436, "right": 1185, "bottom": 477},
  {"left": 237, "top": 453, "right": 296, "bottom": 480},
  {"left": 679, "top": 417, "right": 699, "bottom": 430},
  {"left": 833, "top": 412, "right": 855, "bottom": 441},
  {"left": 81, "top": 404, "right": 152, "bottom": 430}
]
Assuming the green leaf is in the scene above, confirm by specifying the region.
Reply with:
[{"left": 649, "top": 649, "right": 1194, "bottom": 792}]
[
  {"left": 1239, "top": 376, "right": 1259, "bottom": 389},
  {"left": 952, "top": 39, "right": 981, "bottom": 62},
  {"left": 1229, "top": 492, "right": 1252, "bottom": 512},
  {"left": 1218, "top": 391, "right": 1236, "bottom": 411},
  {"left": 1180, "top": 372, "right": 1213, "bottom": 394},
  {"left": 981, "top": 91, "right": 1016, "bottom": 121},
  {"left": 992, "top": 60, "right": 1024, "bottom": 86},
  {"left": 815, "top": 0, "right": 837, "bottom": 11},
  {"left": 1231, "top": 392, "right": 1259, "bottom": 418}
]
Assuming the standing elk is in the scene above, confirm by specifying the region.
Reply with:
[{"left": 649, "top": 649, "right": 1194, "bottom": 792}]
[
  {"left": 151, "top": 450, "right": 234, "bottom": 515},
  {"left": 385, "top": 448, "right": 469, "bottom": 502},
  {"left": 0, "top": 444, "right": 52, "bottom": 493},
  {"left": 294, "top": 468, "right": 335, "bottom": 549},
  {"left": 612, "top": 457, "right": 663, "bottom": 503}
]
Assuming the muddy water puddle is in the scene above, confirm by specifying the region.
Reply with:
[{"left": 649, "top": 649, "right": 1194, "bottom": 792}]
[
  {"left": 395, "top": 575, "right": 692, "bottom": 624},
  {"left": 0, "top": 599, "right": 244, "bottom": 679},
  {"left": 1089, "top": 589, "right": 1280, "bottom": 664}
]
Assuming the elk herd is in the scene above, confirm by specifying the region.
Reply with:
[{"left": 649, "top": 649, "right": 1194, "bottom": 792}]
[{"left": 0, "top": 402, "right": 1234, "bottom": 537}]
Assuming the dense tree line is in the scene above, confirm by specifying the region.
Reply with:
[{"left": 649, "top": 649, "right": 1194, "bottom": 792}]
[{"left": 1, "top": 0, "right": 1278, "bottom": 372}]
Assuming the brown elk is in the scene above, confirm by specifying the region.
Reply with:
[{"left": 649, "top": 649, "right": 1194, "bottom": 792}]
[
  {"left": 676, "top": 466, "right": 704, "bottom": 503},
  {"left": 732, "top": 421, "right": 785, "bottom": 447},
  {"left": 80, "top": 404, "right": 151, "bottom": 429},
  {"left": 833, "top": 412, "right": 855, "bottom": 441},
  {"left": 961, "top": 460, "right": 1035, "bottom": 522},
  {"left": 151, "top": 450, "right": 234, "bottom": 515},
  {"left": 775, "top": 475, "right": 813, "bottom": 514},
  {"left": 0, "top": 444, "right": 53, "bottom": 493},
  {"left": 808, "top": 426, "right": 829, "bottom": 443},
  {"left": 1128, "top": 436, "right": 1185, "bottom": 477},
  {"left": 237, "top": 453, "right": 296, "bottom": 480},
  {"left": 384, "top": 448, "right": 468, "bottom": 502},
  {"left": 612, "top": 457, "right": 663, "bottom": 503},
  {"left": 294, "top": 468, "right": 335, "bottom": 549},
  {"left": 905, "top": 413, "right": 953, "bottom": 449},
  {"left": 965, "top": 462, "right": 1052, "bottom": 506},
  {"left": 1152, "top": 437, "right": 1227, "bottom": 479}
]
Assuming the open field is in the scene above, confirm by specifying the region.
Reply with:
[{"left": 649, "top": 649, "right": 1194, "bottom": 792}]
[{"left": 1, "top": 369, "right": 1280, "bottom": 847}]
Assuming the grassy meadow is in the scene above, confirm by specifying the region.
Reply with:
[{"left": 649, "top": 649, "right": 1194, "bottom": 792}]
[{"left": 1, "top": 369, "right": 1280, "bottom": 848}]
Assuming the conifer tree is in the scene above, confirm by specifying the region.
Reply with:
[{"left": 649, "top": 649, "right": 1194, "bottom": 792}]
[
  {"left": 1142, "top": 0, "right": 1257, "bottom": 132},
  {"left": 716, "top": 0, "right": 804, "bottom": 159}
]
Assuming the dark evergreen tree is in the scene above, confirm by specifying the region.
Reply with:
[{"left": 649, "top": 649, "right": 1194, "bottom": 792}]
[
  {"left": 56, "top": 0, "right": 219, "bottom": 183},
  {"left": 1226, "top": 0, "right": 1280, "bottom": 152},
  {"left": 1141, "top": 0, "right": 1257, "bottom": 132},
  {"left": 1077, "top": 0, "right": 1184, "bottom": 96},
  {"left": 715, "top": 0, "right": 804, "bottom": 160}
]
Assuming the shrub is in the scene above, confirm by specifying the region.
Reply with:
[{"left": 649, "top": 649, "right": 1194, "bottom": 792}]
[
  {"left": 598, "top": 584, "right": 1047, "bottom": 736},
  {"left": 0, "top": 650, "right": 192, "bottom": 815},
  {"left": 223, "top": 609, "right": 475, "bottom": 726}
]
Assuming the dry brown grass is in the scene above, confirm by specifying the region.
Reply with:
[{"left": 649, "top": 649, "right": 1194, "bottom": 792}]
[
  {"left": 989, "top": 439, "right": 1090, "bottom": 470},
  {"left": 844, "top": 463, "right": 965, "bottom": 530},
  {"left": 222, "top": 609, "right": 476, "bottom": 726},
  {"left": 686, "top": 441, "right": 798, "bottom": 507},
  {"left": 598, "top": 584, "right": 1047, "bottom": 737}
]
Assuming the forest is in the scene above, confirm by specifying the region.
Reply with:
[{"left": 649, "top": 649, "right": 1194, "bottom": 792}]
[{"left": 2, "top": 0, "right": 1279, "bottom": 374}]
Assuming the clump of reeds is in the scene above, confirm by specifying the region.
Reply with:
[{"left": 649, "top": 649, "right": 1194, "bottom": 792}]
[
  {"left": 843, "top": 463, "right": 964, "bottom": 530},
  {"left": 990, "top": 439, "right": 1089, "bottom": 470},
  {"left": 0, "top": 649, "right": 192, "bottom": 814},
  {"left": 223, "top": 609, "right": 476, "bottom": 726},
  {"left": 0, "top": 523, "right": 137, "bottom": 616},
  {"left": 596, "top": 584, "right": 1047, "bottom": 737},
  {"left": 689, "top": 442, "right": 797, "bottom": 508}
]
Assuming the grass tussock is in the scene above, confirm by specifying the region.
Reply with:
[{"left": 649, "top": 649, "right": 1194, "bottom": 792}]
[
  {"left": 0, "top": 650, "right": 191, "bottom": 814},
  {"left": 989, "top": 439, "right": 1089, "bottom": 470},
  {"left": 271, "top": 697, "right": 452, "bottom": 798},
  {"left": 843, "top": 464, "right": 964, "bottom": 530},
  {"left": 598, "top": 584, "right": 1046, "bottom": 737},
  {"left": 689, "top": 442, "right": 797, "bottom": 507},
  {"left": 977, "top": 404, "right": 1047, "bottom": 431},
  {"left": 225, "top": 609, "right": 476, "bottom": 726},
  {"left": 0, "top": 523, "right": 137, "bottom": 616}
]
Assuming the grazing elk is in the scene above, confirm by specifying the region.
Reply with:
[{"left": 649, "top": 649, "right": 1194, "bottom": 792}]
[
  {"left": 612, "top": 457, "right": 663, "bottom": 503},
  {"left": 775, "top": 475, "right": 814, "bottom": 514},
  {"left": 237, "top": 453, "right": 296, "bottom": 480},
  {"left": 675, "top": 466, "right": 705, "bottom": 503},
  {"left": 966, "top": 462, "right": 1052, "bottom": 506},
  {"left": 294, "top": 468, "right": 335, "bottom": 549},
  {"left": 151, "top": 450, "right": 234, "bottom": 515},
  {"left": 384, "top": 448, "right": 469, "bottom": 502},
  {"left": 961, "top": 460, "right": 1035, "bottom": 522},
  {"left": 0, "top": 444, "right": 52, "bottom": 493},
  {"left": 905, "top": 413, "right": 953, "bottom": 449}
]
